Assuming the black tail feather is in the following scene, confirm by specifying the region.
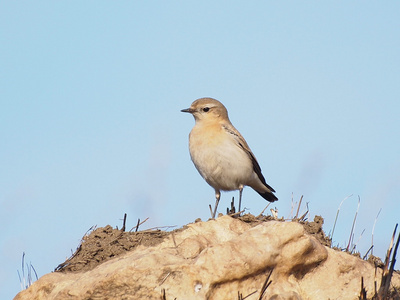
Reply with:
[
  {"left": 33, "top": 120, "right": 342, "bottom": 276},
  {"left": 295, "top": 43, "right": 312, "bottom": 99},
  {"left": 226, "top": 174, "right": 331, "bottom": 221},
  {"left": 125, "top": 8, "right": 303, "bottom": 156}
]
[{"left": 257, "top": 190, "right": 278, "bottom": 202}]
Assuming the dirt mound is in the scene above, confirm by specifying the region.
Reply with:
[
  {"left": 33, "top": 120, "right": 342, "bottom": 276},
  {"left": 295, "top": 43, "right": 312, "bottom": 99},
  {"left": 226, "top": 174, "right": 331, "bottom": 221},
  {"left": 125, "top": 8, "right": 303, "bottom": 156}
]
[
  {"left": 55, "top": 225, "right": 168, "bottom": 273},
  {"left": 301, "top": 215, "right": 332, "bottom": 247},
  {"left": 55, "top": 214, "right": 331, "bottom": 273}
]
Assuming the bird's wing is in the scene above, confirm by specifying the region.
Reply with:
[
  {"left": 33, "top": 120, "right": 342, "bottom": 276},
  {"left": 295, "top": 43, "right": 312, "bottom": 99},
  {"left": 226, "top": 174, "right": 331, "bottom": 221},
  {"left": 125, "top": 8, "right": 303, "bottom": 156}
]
[{"left": 222, "top": 124, "right": 276, "bottom": 193}]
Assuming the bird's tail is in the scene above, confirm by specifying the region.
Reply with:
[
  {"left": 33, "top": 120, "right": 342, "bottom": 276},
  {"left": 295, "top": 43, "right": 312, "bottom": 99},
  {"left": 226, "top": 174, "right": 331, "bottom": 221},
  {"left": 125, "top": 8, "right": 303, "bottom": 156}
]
[{"left": 257, "top": 190, "right": 278, "bottom": 202}]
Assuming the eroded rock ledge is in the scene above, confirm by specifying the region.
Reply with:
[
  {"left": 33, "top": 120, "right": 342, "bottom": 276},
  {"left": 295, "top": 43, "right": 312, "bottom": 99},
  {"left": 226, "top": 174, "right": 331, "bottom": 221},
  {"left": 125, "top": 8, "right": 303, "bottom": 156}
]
[{"left": 14, "top": 215, "right": 400, "bottom": 300}]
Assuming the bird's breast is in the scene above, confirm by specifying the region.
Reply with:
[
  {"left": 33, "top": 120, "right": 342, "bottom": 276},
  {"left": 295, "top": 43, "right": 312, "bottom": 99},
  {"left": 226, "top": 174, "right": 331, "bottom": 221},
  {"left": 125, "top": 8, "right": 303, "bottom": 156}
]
[{"left": 188, "top": 124, "right": 253, "bottom": 191}]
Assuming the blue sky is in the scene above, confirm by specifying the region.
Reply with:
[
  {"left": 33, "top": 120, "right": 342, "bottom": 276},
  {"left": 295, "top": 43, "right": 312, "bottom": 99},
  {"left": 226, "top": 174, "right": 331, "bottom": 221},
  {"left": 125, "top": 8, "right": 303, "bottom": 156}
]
[{"left": 1, "top": 2, "right": 400, "bottom": 298}]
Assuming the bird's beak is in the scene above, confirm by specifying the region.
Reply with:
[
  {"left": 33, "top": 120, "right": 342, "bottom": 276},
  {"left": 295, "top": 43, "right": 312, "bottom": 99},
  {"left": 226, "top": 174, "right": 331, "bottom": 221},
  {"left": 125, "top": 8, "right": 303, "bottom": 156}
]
[{"left": 181, "top": 108, "right": 194, "bottom": 113}]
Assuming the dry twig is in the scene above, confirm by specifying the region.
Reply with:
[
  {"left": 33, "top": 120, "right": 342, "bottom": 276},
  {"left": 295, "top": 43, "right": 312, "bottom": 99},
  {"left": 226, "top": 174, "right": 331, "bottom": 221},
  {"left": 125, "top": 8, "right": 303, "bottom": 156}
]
[
  {"left": 240, "top": 290, "right": 257, "bottom": 299},
  {"left": 359, "top": 277, "right": 367, "bottom": 299},
  {"left": 121, "top": 213, "right": 127, "bottom": 232},
  {"left": 129, "top": 217, "right": 149, "bottom": 232},
  {"left": 259, "top": 269, "right": 273, "bottom": 299}
]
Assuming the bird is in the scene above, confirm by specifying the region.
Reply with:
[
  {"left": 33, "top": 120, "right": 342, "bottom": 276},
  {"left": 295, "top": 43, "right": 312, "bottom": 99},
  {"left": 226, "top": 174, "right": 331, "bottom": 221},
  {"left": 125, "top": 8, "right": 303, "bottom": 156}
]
[{"left": 181, "top": 97, "right": 277, "bottom": 218}]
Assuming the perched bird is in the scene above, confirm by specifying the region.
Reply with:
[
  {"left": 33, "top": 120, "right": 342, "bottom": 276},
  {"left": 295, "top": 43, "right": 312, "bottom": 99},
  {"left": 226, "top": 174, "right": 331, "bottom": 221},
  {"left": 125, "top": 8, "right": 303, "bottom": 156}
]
[{"left": 181, "top": 97, "right": 277, "bottom": 218}]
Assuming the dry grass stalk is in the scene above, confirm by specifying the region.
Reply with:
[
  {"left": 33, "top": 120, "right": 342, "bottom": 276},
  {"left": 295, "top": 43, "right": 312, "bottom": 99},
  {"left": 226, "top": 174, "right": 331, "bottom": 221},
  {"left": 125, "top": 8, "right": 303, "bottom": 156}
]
[
  {"left": 331, "top": 194, "right": 353, "bottom": 241},
  {"left": 238, "top": 290, "right": 257, "bottom": 300},
  {"left": 135, "top": 218, "right": 140, "bottom": 232},
  {"left": 258, "top": 269, "right": 273, "bottom": 299},
  {"left": 159, "top": 272, "right": 171, "bottom": 286},
  {"left": 227, "top": 197, "right": 236, "bottom": 215},
  {"left": 378, "top": 223, "right": 399, "bottom": 299},
  {"left": 351, "top": 229, "right": 366, "bottom": 253},
  {"left": 289, "top": 192, "right": 295, "bottom": 219},
  {"left": 346, "top": 196, "right": 361, "bottom": 252},
  {"left": 256, "top": 203, "right": 271, "bottom": 218},
  {"left": 295, "top": 195, "right": 304, "bottom": 219},
  {"left": 17, "top": 252, "right": 38, "bottom": 290},
  {"left": 129, "top": 217, "right": 149, "bottom": 232},
  {"left": 363, "top": 245, "right": 374, "bottom": 260},
  {"left": 298, "top": 208, "right": 309, "bottom": 222},
  {"left": 371, "top": 208, "right": 382, "bottom": 256}
]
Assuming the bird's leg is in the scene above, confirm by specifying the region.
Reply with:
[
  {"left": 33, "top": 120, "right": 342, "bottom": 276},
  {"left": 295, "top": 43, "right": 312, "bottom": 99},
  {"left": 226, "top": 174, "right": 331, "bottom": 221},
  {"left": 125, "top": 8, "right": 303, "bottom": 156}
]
[
  {"left": 212, "top": 190, "right": 221, "bottom": 219},
  {"left": 238, "top": 186, "right": 243, "bottom": 213}
]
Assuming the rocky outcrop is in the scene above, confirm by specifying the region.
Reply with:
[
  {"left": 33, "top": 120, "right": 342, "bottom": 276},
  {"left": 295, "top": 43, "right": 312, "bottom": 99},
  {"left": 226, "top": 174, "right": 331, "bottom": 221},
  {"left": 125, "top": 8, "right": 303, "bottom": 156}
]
[{"left": 14, "top": 215, "right": 400, "bottom": 300}]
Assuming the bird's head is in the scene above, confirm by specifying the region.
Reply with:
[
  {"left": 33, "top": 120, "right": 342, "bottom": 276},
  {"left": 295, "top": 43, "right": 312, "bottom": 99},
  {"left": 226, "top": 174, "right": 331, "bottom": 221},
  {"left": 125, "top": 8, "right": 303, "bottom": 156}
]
[{"left": 181, "top": 97, "right": 229, "bottom": 123}]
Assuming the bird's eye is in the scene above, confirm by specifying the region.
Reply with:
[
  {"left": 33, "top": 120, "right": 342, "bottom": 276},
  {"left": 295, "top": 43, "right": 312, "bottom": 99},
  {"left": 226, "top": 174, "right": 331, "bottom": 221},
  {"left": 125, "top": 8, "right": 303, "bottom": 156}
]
[{"left": 203, "top": 107, "right": 210, "bottom": 112}]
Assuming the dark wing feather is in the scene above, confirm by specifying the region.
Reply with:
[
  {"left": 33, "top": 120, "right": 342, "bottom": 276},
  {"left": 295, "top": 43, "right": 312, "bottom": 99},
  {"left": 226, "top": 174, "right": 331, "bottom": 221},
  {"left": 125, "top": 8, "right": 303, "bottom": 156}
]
[
  {"left": 243, "top": 146, "right": 276, "bottom": 193},
  {"left": 222, "top": 124, "right": 277, "bottom": 202}
]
